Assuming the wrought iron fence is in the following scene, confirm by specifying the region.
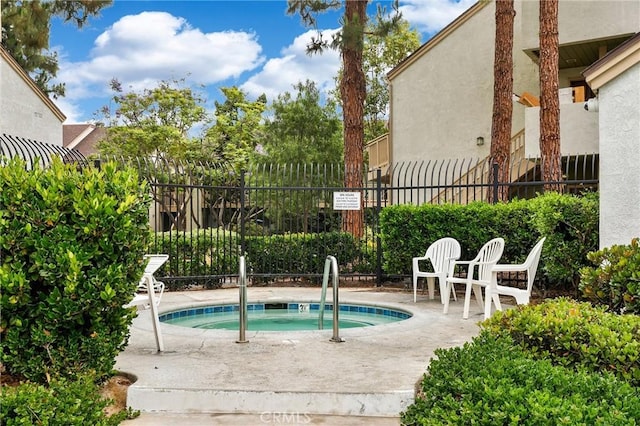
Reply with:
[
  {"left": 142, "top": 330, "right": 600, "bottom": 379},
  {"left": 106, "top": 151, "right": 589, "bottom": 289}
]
[
  {"left": 95, "top": 153, "right": 598, "bottom": 288},
  {"left": 0, "top": 145, "right": 598, "bottom": 287},
  {"left": 0, "top": 134, "right": 86, "bottom": 168}
]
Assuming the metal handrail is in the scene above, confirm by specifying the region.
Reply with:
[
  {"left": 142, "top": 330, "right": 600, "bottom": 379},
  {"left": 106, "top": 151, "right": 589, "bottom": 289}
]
[
  {"left": 318, "top": 255, "right": 344, "bottom": 343},
  {"left": 236, "top": 255, "right": 248, "bottom": 343}
]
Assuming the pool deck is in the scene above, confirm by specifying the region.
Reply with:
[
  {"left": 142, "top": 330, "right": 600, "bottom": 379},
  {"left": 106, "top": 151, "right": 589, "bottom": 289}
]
[{"left": 118, "top": 286, "right": 484, "bottom": 425}]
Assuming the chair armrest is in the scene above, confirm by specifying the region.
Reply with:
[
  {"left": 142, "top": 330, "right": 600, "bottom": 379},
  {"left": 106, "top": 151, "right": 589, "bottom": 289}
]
[{"left": 493, "top": 263, "right": 526, "bottom": 273}]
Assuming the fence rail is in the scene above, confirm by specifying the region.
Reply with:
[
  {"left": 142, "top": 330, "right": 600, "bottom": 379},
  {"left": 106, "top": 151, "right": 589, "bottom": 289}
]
[{"left": 2, "top": 145, "right": 598, "bottom": 287}]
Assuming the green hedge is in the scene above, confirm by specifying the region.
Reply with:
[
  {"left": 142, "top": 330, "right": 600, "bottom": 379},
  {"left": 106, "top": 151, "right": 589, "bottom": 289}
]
[
  {"left": 0, "top": 158, "right": 151, "bottom": 382},
  {"left": 480, "top": 298, "right": 640, "bottom": 385},
  {"left": 380, "top": 192, "right": 599, "bottom": 293},
  {"left": 580, "top": 237, "right": 640, "bottom": 315},
  {"left": 401, "top": 332, "right": 640, "bottom": 425},
  {"left": 245, "top": 231, "right": 359, "bottom": 278},
  {"left": 0, "top": 374, "right": 128, "bottom": 425}
]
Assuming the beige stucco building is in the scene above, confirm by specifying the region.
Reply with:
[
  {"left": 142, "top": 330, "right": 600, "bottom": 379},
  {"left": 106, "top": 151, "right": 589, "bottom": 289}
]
[
  {"left": 0, "top": 45, "right": 66, "bottom": 146},
  {"left": 369, "top": 0, "right": 639, "bottom": 184}
]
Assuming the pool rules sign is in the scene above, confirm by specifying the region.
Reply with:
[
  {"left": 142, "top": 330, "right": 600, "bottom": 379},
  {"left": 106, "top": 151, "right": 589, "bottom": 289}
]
[{"left": 333, "top": 192, "right": 361, "bottom": 210}]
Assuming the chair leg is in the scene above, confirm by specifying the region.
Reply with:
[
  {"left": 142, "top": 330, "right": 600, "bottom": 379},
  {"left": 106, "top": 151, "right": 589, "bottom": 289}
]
[
  {"left": 443, "top": 281, "right": 452, "bottom": 314},
  {"left": 413, "top": 274, "right": 417, "bottom": 303},
  {"left": 463, "top": 282, "right": 473, "bottom": 319},
  {"left": 427, "top": 277, "right": 436, "bottom": 300},
  {"left": 472, "top": 285, "right": 484, "bottom": 310}
]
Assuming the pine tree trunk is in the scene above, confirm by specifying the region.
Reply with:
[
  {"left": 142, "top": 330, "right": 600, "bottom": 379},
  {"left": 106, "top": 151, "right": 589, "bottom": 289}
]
[
  {"left": 340, "top": 0, "right": 367, "bottom": 238},
  {"left": 490, "top": 0, "right": 515, "bottom": 203},
  {"left": 539, "top": 0, "right": 562, "bottom": 192}
]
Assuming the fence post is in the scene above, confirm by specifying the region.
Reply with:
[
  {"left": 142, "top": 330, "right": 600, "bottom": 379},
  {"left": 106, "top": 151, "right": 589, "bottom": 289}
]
[
  {"left": 375, "top": 168, "right": 383, "bottom": 287},
  {"left": 240, "top": 170, "right": 246, "bottom": 255},
  {"left": 492, "top": 162, "right": 499, "bottom": 204}
]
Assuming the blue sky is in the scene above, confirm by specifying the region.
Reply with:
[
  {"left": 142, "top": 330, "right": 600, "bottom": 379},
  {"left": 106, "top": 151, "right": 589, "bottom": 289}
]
[{"left": 49, "top": 0, "right": 476, "bottom": 123}]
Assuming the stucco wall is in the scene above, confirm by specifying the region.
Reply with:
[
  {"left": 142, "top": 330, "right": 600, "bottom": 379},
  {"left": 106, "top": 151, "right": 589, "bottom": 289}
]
[
  {"left": 389, "top": 1, "right": 538, "bottom": 165},
  {"left": 524, "top": 102, "right": 599, "bottom": 157},
  {"left": 521, "top": 0, "right": 640, "bottom": 49},
  {"left": 598, "top": 62, "right": 640, "bottom": 248},
  {"left": 0, "top": 55, "right": 63, "bottom": 146}
]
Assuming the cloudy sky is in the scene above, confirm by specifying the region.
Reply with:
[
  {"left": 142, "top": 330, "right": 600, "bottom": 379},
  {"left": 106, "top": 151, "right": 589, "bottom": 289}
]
[{"left": 50, "top": 0, "right": 476, "bottom": 123}]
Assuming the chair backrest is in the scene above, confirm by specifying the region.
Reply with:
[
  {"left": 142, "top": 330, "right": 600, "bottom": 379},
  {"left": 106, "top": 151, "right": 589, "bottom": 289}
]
[
  {"left": 523, "top": 237, "right": 546, "bottom": 292},
  {"left": 474, "top": 238, "right": 504, "bottom": 281},
  {"left": 426, "top": 237, "right": 461, "bottom": 274},
  {"left": 144, "top": 254, "right": 169, "bottom": 275}
]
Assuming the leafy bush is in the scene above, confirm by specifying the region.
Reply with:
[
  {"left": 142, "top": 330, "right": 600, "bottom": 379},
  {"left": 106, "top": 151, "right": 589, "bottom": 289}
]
[
  {"left": 580, "top": 238, "right": 640, "bottom": 314},
  {"left": 380, "top": 193, "right": 598, "bottom": 294},
  {"left": 480, "top": 298, "right": 640, "bottom": 385},
  {"left": 245, "top": 231, "right": 359, "bottom": 278},
  {"left": 0, "top": 374, "right": 127, "bottom": 425},
  {"left": 401, "top": 333, "right": 640, "bottom": 425},
  {"left": 529, "top": 192, "right": 599, "bottom": 294},
  {"left": 0, "top": 158, "right": 151, "bottom": 382},
  {"left": 380, "top": 200, "right": 538, "bottom": 275}
]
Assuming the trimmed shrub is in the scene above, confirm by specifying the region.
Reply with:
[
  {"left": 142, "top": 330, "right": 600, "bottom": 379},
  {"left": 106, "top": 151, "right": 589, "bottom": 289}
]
[
  {"left": 580, "top": 237, "right": 640, "bottom": 315},
  {"left": 401, "top": 333, "right": 640, "bottom": 425},
  {"left": 0, "top": 158, "right": 151, "bottom": 382},
  {"left": 480, "top": 298, "right": 640, "bottom": 385},
  {"left": 528, "top": 192, "right": 599, "bottom": 293},
  {"left": 0, "top": 374, "right": 127, "bottom": 425},
  {"left": 245, "top": 231, "right": 359, "bottom": 278}
]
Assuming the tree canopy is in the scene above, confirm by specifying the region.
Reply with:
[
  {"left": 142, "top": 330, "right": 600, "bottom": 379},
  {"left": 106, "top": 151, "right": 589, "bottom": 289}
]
[{"left": 1, "top": 0, "right": 111, "bottom": 98}]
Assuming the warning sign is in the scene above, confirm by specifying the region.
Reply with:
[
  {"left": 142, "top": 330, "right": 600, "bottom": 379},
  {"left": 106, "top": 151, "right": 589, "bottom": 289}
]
[{"left": 333, "top": 192, "right": 361, "bottom": 210}]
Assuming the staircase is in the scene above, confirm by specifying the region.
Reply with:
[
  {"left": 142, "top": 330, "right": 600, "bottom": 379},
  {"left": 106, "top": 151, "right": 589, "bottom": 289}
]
[{"left": 431, "top": 130, "right": 537, "bottom": 204}]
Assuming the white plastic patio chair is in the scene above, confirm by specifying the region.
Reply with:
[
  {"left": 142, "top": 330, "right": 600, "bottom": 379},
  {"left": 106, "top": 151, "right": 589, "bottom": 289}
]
[
  {"left": 124, "top": 254, "right": 169, "bottom": 352},
  {"left": 412, "top": 237, "right": 461, "bottom": 303},
  {"left": 486, "top": 237, "right": 546, "bottom": 318},
  {"left": 443, "top": 238, "right": 504, "bottom": 319}
]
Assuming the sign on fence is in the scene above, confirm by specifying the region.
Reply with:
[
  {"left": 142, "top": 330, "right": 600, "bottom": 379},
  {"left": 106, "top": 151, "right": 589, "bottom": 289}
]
[{"left": 333, "top": 192, "right": 361, "bottom": 210}]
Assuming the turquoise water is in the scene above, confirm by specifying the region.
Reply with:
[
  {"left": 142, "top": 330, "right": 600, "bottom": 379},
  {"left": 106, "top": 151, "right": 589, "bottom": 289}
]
[{"left": 160, "top": 302, "right": 412, "bottom": 331}]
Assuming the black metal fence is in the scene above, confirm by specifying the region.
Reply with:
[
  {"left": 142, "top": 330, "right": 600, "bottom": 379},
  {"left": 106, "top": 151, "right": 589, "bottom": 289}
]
[
  {"left": 0, "top": 134, "right": 86, "bottom": 168},
  {"left": 95, "top": 153, "right": 598, "bottom": 288},
  {"left": 0, "top": 142, "right": 598, "bottom": 287}
]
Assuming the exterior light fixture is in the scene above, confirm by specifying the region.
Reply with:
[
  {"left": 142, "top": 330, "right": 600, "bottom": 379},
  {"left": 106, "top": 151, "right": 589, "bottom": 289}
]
[{"left": 476, "top": 136, "right": 485, "bottom": 146}]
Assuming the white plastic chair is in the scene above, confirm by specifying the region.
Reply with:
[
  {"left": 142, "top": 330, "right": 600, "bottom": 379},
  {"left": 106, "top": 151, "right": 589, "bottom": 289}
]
[
  {"left": 412, "top": 237, "right": 461, "bottom": 303},
  {"left": 486, "top": 237, "right": 546, "bottom": 318},
  {"left": 125, "top": 254, "right": 169, "bottom": 352},
  {"left": 443, "top": 238, "right": 504, "bottom": 319}
]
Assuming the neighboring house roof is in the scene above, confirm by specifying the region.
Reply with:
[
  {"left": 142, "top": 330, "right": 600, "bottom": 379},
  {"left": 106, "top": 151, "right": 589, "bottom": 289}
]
[
  {"left": 387, "top": 1, "right": 488, "bottom": 81},
  {"left": 0, "top": 45, "right": 66, "bottom": 122},
  {"left": 584, "top": 32, "right": 640, "bottom": 91},
  {"left": 63, "top": 123, "right": 106, "bottom": 157}
]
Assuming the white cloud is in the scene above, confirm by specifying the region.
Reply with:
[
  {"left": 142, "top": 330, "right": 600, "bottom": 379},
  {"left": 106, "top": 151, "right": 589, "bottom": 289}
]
[
  {"left": 399, "top": 0, "right": 477, "bottom": 35},
  {"left": 56, "top": 11, "right": 265, "bottom": 118},
  {"left": 241, "top": 29, "right": 341, "bottom": 102}
]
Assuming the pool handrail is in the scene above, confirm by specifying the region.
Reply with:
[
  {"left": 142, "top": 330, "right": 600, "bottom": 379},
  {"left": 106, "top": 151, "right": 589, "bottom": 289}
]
[
  {"left": 319, "top": 255, "right": 344, "bottom": 343},
  {"left": 237, "top": 255, "right": 249, "bottom": 343}
]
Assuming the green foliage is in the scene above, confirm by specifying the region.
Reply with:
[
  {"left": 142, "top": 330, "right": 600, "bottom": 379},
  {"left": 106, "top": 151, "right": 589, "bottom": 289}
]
[
  {"left": 0, "top": 158, "right": 151, "bottom": 382},
  {"left": 401, "top": 332, "right": 640, "bottom": 425},
  {"left": 580, "top": 238, "right": 640, "bottom": 315},
  {"left": 259, "top": 80, "right": 343, "bottom": 165},
  {"left": 152, "top": 229, "right": 240, "bottom": 290},
  {"left": 380, "top": 193, "right": 598, "bottom": 294},
  {"left": 96, "top": 77, "right": 210, "bottom": 160},
  {"left": 205, "top": 86, "right": 267, "bottom": 171},
  {"left": 481, "top": 298, "right": 640, "bottom": 386},
  {"left": 1, "top": 0, "right": 111, "bottom": 98},
  {"left": 528, "top": 192, "right": 599, "bottom": 293},
  {"left": 0, "top": 374, "right": 127, "bottom": 426},
  {"left": 245, "top": 232, "right": 359, "bottom": 277},
  {"left": 380, "top": 200, "right": 538, "bottom": 276}
]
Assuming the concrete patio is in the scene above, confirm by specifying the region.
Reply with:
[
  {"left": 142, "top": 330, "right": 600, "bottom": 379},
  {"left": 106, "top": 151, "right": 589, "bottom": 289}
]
[{"left": 117, "top": 286, "right": 483, "bottom": 424}]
